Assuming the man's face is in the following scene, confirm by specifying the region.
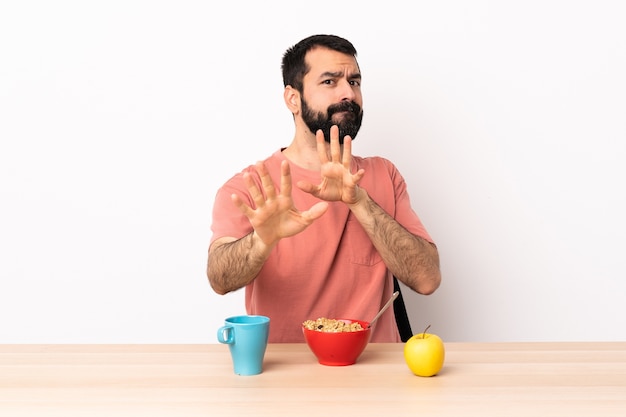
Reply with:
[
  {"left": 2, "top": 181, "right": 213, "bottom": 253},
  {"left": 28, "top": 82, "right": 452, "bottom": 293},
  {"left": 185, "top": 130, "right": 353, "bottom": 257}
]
[{"left": 300, "top": 47, "right": 364, "bottom": 143}]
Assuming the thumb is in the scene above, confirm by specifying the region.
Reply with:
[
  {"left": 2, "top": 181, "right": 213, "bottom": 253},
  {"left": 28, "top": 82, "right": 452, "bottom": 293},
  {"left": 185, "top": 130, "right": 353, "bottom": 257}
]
[{"left": 301, "top": 202, "right": 329, "bottom": 222}]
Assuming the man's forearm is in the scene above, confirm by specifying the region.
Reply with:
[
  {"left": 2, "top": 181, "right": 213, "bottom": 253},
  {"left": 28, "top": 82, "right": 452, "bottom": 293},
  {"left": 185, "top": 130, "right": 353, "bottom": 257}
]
[
  {"left": 207, "top": 232, "right": 272, "bottom": 295},
  {"left": 348, "top": 190, "right": 441, "bottom": 294}
]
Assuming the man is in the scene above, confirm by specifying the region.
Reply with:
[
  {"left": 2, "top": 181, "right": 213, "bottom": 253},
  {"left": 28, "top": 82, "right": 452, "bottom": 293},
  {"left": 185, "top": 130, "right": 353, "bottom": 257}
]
[{"left": 207, "top": 34, "right": 440, "bottom": 343}]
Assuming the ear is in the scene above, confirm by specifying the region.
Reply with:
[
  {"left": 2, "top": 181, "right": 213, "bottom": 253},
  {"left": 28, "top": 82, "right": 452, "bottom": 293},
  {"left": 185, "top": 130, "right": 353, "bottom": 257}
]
[{"left": 283, "top": 85, "right": 300, "bottom": 115}]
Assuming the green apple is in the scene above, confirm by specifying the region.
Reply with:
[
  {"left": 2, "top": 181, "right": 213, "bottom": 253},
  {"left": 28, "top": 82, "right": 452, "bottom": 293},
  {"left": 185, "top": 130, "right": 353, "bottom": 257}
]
[{"left": 403, "top": 325, "right": 445, "bottom": 377}]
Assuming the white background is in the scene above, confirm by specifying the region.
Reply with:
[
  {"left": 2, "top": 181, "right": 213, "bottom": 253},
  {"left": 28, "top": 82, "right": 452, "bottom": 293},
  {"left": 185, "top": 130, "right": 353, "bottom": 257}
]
[{"left": 1, "top": 1, "right": 625, "bottom": 343}]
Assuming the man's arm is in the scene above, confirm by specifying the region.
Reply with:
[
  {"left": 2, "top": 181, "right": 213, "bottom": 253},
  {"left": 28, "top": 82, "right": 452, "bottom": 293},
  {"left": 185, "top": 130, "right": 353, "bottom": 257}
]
[
  {"left": 296, "top": 126, "right": 441, "bottom": 295},
  {"left": 207, "top": 233, "right": 272, "bottom": 295},
  {"left": 347, "top": 188, "right": 441, "bottom": 295},
  {"left": 207, "top": 160, "right": 329, "bottom": 294}
]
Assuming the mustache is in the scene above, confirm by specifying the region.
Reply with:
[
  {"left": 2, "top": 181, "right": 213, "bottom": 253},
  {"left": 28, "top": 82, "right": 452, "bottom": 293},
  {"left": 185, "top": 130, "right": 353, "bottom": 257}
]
[{"left": 327, "top": 101, "right": 361, "bottom": 116}]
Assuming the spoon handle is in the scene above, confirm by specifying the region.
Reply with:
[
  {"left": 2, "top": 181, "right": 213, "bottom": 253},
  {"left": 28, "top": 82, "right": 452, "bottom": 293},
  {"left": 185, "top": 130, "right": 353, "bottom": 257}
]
[{"left": 367, "top": 291, "right": 399, "bottom": 328}]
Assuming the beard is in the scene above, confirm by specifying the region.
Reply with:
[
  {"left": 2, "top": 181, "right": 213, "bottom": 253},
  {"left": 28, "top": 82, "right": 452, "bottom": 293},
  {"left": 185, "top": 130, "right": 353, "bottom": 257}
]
[{"left": 301, "top": 98, "right": 363, "bottom": 144}]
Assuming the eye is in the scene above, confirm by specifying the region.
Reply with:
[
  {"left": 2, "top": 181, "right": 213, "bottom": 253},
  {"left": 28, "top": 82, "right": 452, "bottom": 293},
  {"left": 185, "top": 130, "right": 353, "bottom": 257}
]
[
  {"left": 322, "top": 79, "right": 335, "bottom": 85},
  {"left": 349, "top": 80, "right": 361, "bottom": 87}
]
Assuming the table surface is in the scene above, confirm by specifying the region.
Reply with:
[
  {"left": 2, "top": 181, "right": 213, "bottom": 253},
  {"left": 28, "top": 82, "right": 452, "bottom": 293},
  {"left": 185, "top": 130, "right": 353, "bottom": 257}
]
[{"left": 1, "top": 342, "right": 626, "bottom": 416}]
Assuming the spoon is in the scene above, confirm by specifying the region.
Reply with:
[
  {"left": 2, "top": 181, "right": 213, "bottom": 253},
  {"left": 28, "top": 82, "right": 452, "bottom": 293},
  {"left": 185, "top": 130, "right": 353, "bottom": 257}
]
[{"left": 367, "top": 291, "right": 399, "bottom": 329}]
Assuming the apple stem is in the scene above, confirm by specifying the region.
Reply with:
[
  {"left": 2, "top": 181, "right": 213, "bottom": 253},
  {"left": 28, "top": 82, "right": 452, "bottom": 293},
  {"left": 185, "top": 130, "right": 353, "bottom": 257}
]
[{"left": 423, "top": 324, "right": 431, "bottom": 338}]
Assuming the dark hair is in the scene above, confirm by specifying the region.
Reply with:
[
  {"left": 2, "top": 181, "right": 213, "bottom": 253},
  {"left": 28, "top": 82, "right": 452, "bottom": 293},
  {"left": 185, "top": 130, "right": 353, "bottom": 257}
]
[{"left": 281, "top": 34, "right": 358, "bottom": 92}]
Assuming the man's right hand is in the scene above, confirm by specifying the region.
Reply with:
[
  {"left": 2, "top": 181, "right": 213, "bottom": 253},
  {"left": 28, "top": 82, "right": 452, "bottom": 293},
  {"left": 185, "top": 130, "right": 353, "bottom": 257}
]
[{"left": 231, "top": 159, "right": 329, "bottom": 248}]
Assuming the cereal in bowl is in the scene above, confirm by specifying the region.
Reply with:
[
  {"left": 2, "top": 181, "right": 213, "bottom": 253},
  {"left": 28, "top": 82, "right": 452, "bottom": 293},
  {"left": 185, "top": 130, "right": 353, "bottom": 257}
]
[{"left": 302, "top": 318, "right": 364, "bottom": 332}]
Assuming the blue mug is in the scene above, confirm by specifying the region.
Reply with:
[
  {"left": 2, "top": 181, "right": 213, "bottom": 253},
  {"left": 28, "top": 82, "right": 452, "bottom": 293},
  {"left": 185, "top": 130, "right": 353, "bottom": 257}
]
[{"left": 217, "top": 315, "right": 270, "bottom": 376}]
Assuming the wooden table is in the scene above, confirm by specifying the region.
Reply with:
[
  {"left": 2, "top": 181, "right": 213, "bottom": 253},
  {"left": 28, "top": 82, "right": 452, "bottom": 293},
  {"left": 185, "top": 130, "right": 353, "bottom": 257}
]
[{"left": 1, "top": 342, "right": 625, "bottom": 416}]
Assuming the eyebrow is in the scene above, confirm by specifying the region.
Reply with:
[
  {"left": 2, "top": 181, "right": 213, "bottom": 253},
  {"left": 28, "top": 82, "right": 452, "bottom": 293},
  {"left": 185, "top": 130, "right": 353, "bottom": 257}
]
[{"left": 320, "top": 70, "right": 362, "bottom": 81}]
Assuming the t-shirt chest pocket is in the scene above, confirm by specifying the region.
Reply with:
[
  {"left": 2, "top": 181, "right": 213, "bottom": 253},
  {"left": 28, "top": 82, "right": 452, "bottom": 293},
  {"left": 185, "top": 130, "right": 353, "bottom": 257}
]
[{"left": 345, "top": 217, "right": 383, "bottom": 266}]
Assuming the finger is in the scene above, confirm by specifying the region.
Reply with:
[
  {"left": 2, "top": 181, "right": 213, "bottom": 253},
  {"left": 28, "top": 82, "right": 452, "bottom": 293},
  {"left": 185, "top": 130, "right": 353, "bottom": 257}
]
[
  {"left": 352, "top": 168, "right": 365, "bottom": 184},
  {"left": 329, "top": 125, "right": 341, "bottom": 162},
  {"left": 231, "top": 193, "right": 254, "bottom": 217},
  {"left": 279, "top": 160, "right": 292, "bottom": 197},
  {"left": 242, "top": 171, "right": 265, "bottom": 208},
  {"left": 342, "top": 135, "right": 353, "bottom": 168},
  {"left": 316, "top": 129, "right": 329, "bottom": 163},
  {"left": 301, "top": 201, "right": 329, "bottom": 222},
  {"left": 295, "top": 179, "right": 316, "bottom": 194},
  {"left": 256, "top": 161, "right": 277, "bottom": 200}
]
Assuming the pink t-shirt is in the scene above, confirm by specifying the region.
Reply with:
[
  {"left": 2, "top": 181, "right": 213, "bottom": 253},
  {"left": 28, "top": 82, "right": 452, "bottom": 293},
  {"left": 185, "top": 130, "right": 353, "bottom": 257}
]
[{"left": 210, "top": 150, "right": 433, "bottom": 343}]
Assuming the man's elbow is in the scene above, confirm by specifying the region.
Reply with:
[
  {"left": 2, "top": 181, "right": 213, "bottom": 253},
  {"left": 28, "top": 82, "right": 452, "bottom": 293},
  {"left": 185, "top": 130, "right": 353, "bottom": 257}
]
[
  {"left": 416, "top": 270, "right": 441, "bottom": 295},
  {"left": 210, "top": 283, "right": 229, "bottom": 296},
  {"left": 207, "top": 269, "right": 229, "bottom": 296}
]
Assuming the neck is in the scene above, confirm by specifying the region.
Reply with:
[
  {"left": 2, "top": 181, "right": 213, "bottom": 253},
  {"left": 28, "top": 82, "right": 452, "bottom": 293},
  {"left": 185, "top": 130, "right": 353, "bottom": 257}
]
[{"left": 282, "top": 135, "right": 324, "bottom": 170}]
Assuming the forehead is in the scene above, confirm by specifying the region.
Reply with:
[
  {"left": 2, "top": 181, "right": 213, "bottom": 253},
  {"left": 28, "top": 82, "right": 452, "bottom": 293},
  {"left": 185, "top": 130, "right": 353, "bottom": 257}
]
[{"left": 304, "top": 46, "right": 360, "bottom": 78}]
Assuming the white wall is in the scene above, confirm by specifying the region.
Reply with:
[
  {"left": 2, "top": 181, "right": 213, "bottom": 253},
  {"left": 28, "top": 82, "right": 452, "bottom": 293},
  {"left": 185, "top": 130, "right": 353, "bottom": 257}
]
[{"left": 1, "top": 1, "right": 624, "bottom": 343}]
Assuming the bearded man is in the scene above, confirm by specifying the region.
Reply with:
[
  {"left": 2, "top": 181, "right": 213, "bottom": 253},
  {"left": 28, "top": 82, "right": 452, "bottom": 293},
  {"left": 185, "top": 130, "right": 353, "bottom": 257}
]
[{"left": 207, "top": 34, "right": 440, "bottom": 343}]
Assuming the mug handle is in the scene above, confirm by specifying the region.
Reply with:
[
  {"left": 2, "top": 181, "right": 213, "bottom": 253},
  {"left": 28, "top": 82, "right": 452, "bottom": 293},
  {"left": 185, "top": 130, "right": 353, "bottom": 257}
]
[{"left": 217, "top": 325, "right": 234, "bottom": 344}]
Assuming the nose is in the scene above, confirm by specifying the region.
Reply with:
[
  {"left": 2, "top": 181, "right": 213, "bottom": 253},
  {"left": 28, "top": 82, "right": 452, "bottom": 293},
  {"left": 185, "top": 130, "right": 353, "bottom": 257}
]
[{"left": 337, "top": 79, "right": 357, "bottom": 101}]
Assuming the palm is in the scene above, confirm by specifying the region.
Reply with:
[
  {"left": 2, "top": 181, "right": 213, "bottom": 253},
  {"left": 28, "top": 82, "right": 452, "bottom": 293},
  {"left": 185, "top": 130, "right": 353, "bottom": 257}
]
[
  {"left": 316, "top": 161, "right": 358, "bottom": 202},
  {"left": 232, "top": 160, "right": 328, "bottom": 246},
  {"left": 297, "top": 126, "right": 365, "bottom": 204},
  {"left": 248, "top": 194, "right": 312, "bottom": 242}
]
